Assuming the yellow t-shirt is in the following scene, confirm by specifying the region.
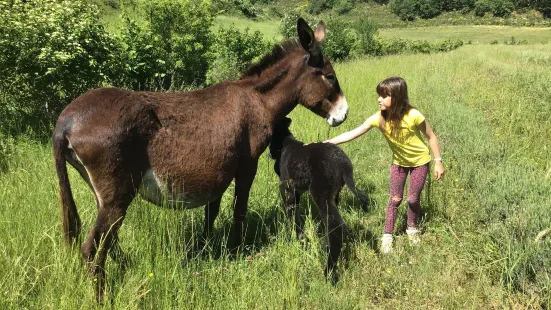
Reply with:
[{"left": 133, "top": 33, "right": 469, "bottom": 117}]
[{"left": 366, "top": 109, "right": 431, "bottom": 167}]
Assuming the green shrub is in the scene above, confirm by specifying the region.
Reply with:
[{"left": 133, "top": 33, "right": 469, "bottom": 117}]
[
  {"left": 322, "top": 17, "right": 359, "bottom": 61},
  {"left": 390, "top": 0, "right": 443, "bottom": 20},
  {"left": 206, "top": 27, "right": 271, "bottom": 85},
  {"left": 353, "top": 18, "right": 381, "bottom": 56},
  {"left": 374, "top": 37, "right": 463, "bottom": 55},
  {"left": 390, "top": 0, "right": 418, "bottom": 20},
  {"left": 279, "top": 14, "right": 360, "bottom": 61},
  {"left": 278, "top": 12, "right": 316, "bottom": 39},
  {"left": 116, "top": 0, "right": 215, "bottom": 91},
  {"left": 0, "top": 0, "right": 118, "bottom": 131},
  {"left": 475, "top": 0, "right": 514, "bottom": 17}
]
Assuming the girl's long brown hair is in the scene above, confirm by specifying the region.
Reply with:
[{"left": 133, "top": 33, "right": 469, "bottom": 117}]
[{"left": 376, "top": 77, "right": 413, "bottom": 140}]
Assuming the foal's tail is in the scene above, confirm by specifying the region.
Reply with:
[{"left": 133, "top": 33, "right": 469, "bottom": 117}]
[
  {"left": 344, "top": 174, "right": 369, "bottom": 212},
  {"left": 53, "top": 126, "right": 82, "bottom": 246}
]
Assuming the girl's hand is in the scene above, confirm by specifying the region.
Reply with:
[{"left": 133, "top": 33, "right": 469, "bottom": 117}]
[{"left": 434, "top": 162, "right": 445, "bottom": 180}]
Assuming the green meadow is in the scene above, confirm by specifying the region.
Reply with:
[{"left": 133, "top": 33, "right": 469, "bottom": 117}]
[
  {"left": 212, "top": 15, "right": 551, "bottom": 46},
  {"left": 1, "top": 41, "right": 550, "bottom": 308},
  {"left": 379, "top": 26, "right": 551, "bottom": 44}
]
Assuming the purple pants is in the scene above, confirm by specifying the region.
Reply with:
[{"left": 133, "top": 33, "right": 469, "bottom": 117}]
[{"left": 384, "top": 163, "right": 429, "bottom": 234}]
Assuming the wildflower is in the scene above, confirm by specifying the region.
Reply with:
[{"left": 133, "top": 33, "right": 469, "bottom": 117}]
[
  {"left": 192, "top": 272, "right": 200, "bottom": 277},
  {"left": 148, "top": 273, "right": 154, "bottom": 278},
  {"left": 247, "top": 255, "right": 253, "bottom": 261}
]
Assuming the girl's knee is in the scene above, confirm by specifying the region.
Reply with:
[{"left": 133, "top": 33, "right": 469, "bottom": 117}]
[{"left": 389, "top": 195, "right": 403, "bottom": 205}]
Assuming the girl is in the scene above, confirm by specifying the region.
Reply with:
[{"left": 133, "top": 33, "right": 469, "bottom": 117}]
[{"left": 324, "top": 77, "right": 444, "bottom": 254}]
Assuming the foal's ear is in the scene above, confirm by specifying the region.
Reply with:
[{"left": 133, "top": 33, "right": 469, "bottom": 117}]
[
  {"left": 297, "top": 18, "right": 323, "bottom": 66},
  {"left": 284, "top": 117, "right": 292, "bottom": 128}
]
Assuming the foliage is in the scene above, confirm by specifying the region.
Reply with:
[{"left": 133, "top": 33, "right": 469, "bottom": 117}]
[
  {"left": 0, "top": 0, "right": 118, "bottom": 131},
  {"left": 307, "top": 0, "right": 356, "bottom": 15},
  {"left": 474, "top": 0, "right": 515, "bottom": 17},
  {"left": 116, "top": 0, "right": 215, "bottom": 90},
  {"left": 322, "top": 17, "right": 360, "bottom": 60},
  {"left": 373, "top": 37, "right": 464, "bottom": 55},
  {"left": 390, "top": 0, "right": 443, "bottom": 20},
  {"left": 353, "top": 18, "right": 381, "bottom": 56},
  {"left": 279, "top": 13, "right": 462, "bottom": 60},
  {"left": 206, "top": 26, "right": 271, "bottom": 85},
  {"left": 213, "top": 0, "right": 263, "bottom": 18}
]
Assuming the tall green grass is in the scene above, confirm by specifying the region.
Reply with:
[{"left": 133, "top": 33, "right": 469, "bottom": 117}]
[{"left": 1, "top": 44, "right": 550, "bottom": 309}]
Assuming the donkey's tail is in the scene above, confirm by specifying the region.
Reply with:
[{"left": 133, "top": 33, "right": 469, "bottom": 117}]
[
  {"left": 344, "top": 174, "right": 369, "bottom": 212},
  {"left": 53, "top": 127, "right": 82, "bottom": 246}
]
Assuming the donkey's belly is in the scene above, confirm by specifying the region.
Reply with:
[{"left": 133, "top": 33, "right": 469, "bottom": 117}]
[{"left": 139, "top": 169, "right": 220, "bottom": 209}]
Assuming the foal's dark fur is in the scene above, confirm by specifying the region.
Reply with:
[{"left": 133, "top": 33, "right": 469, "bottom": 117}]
[{"left": 269, "top": 117, "right": 368, "bottom": 281}]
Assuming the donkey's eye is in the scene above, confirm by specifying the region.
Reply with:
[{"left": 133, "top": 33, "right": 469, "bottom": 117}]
[{"left": 325, "top": 74, "right": 335, "bottom": 84}]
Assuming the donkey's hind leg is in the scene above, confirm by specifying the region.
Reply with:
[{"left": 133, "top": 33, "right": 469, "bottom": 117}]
[
  {"left": 80, "top": 171, "right": 140, "bottom": 302},
  {"left": 66, "top": 156, "right": 130, "bottom": 268},
  {"left": 310, "top": 183, "right": 347, "bottom": 284}
]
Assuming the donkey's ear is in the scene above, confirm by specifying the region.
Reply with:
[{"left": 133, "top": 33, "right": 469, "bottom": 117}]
[
  {"left": 297, "top": 18, "right": 323, "bottom": 66},
  {"left": 314, "top": 21, "right": 326, "bottom": 44},
  {"left": 297, "top": 18, "right": 315, "bottom": 51}
]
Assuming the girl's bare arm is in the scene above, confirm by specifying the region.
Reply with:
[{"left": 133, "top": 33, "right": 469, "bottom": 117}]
[
  {"left": 324, "top": 119, "right": 373, "bottom": 145},
  {"left": 418, "top": 121, "right": 445, "bottom": 180}
]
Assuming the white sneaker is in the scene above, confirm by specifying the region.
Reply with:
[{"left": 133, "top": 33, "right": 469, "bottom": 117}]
[
  {"left": 406, "top": 227, "right": 421, "bottom": 245},
  {"left": 381, "top": 233, "right": 393, "bottom": 254}
]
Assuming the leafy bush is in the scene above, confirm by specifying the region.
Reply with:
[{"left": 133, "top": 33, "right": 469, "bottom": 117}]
[
  {"left": 375, "top": 37, "right": 463, "bottom": 56},
  {"left": 278, "top": 11, "right": 316, "bottom": 39},
  {"left": 0, "top": 0, "right": 118, "bottom": 131},
  {"left": 474, "top": 0, "right": 514, "bottom": 17},
  {"left": 390, "top": 0, "right": 443, "bottom": 20},
  {"left": 322, "top": 17, "right": 359, "bottom": 61},
  {"left": 390, "top": 0, "right": 418, "bottom": 20},
  {"left": 440, "top": 0, "right": 475, "bottom": 11},
  {"left": 353, "top": 18, "right": 381, "bottom": 56},
  {"left": 279, "top": 14, "right": 359, "bottom": 61},
  {"left": 116, "top": 0, "right": 215, "bottom": 90},
  {"left": 206, "top": 27, "right": 271, "bottom": 85}
]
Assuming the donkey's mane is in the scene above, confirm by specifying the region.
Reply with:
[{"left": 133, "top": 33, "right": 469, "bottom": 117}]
[{"left": 241, "top": 39, "right": 302, "bottom": 78}]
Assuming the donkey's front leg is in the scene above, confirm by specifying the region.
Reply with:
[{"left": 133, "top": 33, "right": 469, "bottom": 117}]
[{"left": 230, "top": 161, "right": 258, "bottom": 251}]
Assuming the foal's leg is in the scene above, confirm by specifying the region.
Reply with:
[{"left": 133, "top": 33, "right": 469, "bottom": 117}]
[
  {"left": 230, "top": 161, "right": 258, "bottom": 250},
  {"left": 198, "top": 197, "right": 222, "bottom": 250},
  {"left": 310, "top": 184, "right": 347, "bottom": 284},
  {"left": 279, "top": 182, "right": 304, "bottom": 239}
]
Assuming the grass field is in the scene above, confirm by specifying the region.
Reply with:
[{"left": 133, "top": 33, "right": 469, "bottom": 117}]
[
  {"left": 379, "top": 26, "right": 551, "bottom": 44},
  {"left": 214, "top": 15, "right": 551, "bottom": 45},
  {"left": 1, "top": 43, "right": 550, "bottom": 308}
]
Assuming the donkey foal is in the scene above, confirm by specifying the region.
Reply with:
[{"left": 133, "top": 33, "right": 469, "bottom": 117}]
[{"left": 269, "top": 117, "right": 369, "bottom": 283}]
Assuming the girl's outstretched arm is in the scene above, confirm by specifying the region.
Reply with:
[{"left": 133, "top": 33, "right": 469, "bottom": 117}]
[
  {"left": 418, "top": 121, "right": 445, "bottom": 180},
  {"left": 324, "top": 119, "right": 373, "bottom": 145}
]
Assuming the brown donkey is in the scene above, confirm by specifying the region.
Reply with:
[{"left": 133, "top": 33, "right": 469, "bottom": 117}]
[{"left": 53, "top": 18, "right": 348, "bottom": 301}]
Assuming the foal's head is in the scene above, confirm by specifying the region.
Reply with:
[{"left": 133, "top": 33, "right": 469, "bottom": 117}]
[{"left": 269, "top": 117, "right": 293, "bottom": 175}]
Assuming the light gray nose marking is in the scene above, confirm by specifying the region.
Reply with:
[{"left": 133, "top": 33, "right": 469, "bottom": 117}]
[{"left": 327, "top": 95, "right": 348, "bottom": 126}]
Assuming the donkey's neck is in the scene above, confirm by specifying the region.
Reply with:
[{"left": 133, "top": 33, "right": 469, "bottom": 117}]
[{"left": 252, "top": 52, "right": 307, "bottom": 122}]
